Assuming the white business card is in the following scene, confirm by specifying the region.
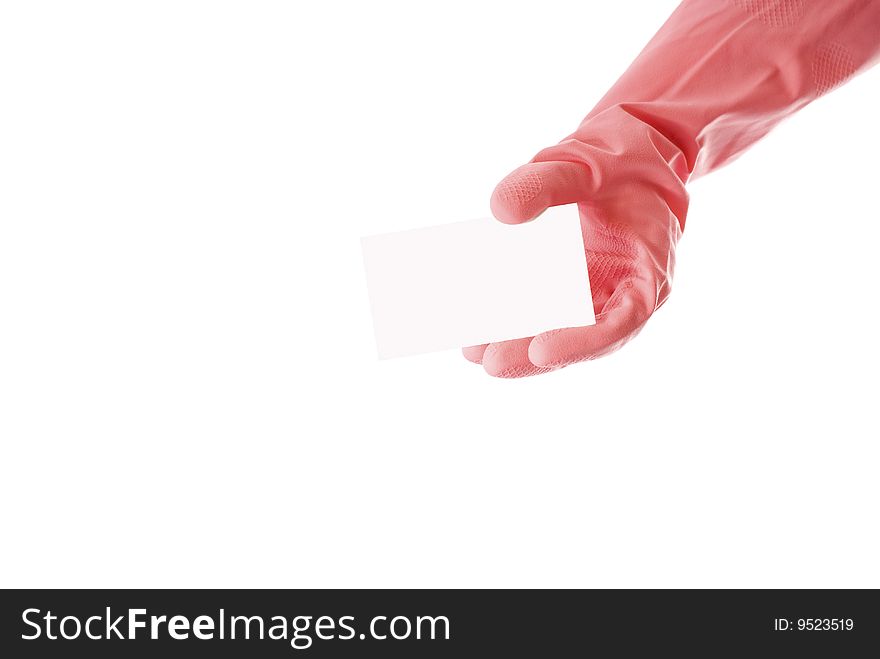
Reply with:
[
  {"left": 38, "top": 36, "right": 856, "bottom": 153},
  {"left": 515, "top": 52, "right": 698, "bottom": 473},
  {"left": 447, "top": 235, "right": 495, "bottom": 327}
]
[{"left": 361, "top": 205, "right": 594, "bottom": 359}]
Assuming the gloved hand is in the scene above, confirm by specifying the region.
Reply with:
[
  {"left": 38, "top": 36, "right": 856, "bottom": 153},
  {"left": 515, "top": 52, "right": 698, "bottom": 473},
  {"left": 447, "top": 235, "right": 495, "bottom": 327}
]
[
  {"left": 463, "top": 112, "right": 686, "bottom": 378},
  {"left": 465, "top": 0, "right": 880, "bottom": 378}
]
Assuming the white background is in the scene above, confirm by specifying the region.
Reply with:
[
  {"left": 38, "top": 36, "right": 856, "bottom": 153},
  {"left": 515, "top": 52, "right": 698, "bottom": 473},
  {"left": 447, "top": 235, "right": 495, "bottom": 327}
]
[{"left": 1, "top": 1, "right": 878, "bottom": 588}]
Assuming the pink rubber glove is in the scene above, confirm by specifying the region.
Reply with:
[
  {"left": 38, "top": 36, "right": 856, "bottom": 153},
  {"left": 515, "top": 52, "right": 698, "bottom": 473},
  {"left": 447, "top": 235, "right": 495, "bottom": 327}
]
[{"left": 465, "top": 0, "right": 880, "bottom": 378}]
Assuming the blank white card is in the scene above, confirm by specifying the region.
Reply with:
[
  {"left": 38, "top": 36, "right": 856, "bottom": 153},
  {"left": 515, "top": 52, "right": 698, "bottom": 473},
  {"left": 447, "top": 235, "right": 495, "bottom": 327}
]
[{"left": 361, "top": 205, "right": 594, "bottom": 359}]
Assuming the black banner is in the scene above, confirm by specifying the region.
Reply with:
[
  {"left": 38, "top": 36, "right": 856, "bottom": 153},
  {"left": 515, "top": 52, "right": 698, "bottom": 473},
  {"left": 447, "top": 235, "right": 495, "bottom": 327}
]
[{"left": 1, "top": 589, "right": 876, "bottom": 657}]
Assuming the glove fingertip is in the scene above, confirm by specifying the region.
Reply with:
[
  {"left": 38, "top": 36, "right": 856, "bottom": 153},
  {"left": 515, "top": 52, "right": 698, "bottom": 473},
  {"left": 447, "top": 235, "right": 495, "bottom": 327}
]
[
  {"left": 528, "top": 329, "right": 572, "bottom": 368},
  {"left": 462, "top": 344, "right": 488, "bottom": 364},
  {"left": 490, "top": 166, "right": 547, "bottom": 225}
]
